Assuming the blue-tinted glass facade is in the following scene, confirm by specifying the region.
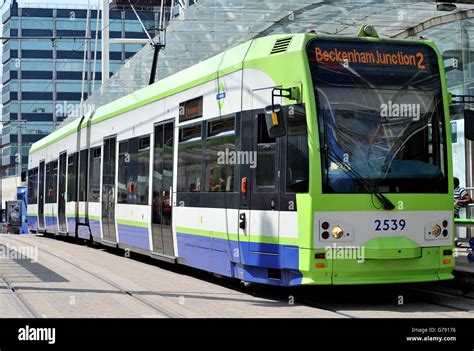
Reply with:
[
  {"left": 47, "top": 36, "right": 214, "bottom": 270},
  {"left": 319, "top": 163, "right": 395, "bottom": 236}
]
[{"left": 1, "top": 4, "right": 158, "bottom": 177}]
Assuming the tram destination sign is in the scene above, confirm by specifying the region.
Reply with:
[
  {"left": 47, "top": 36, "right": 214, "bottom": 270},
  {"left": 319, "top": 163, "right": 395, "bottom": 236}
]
[
  {"left": 315, "top": 47, "right": 426, "bottom": 70},
  {"left": 311, "top": 40, "right": 434, "bottom": 72}
]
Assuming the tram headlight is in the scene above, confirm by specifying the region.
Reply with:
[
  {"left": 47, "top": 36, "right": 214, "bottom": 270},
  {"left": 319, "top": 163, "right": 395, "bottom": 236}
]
[
  {"left": 431, "top": 225, "right": 442, "bottom": 237},
  {"left": 331, "top": 226, "right": 344, "bottom": 239},
  {"left": 363, "top": 25, "right": 373, "bottom": 36}
]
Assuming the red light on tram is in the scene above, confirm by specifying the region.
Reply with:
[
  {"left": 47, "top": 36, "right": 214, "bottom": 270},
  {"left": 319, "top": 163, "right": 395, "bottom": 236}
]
[
  {"left": 315, "top": 263, "right": 325, "bottom": 269},
  {"left": 443, "top": 259, "right": 451, "bottom": 265},
  {"left": 241, "top": 177, "right": 248, "bottom": 194}
]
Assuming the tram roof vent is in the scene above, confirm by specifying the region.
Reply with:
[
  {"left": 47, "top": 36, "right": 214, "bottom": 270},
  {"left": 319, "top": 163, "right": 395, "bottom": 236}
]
[{"left": 270, "top": 37, "right": 293, "bottom": 55}]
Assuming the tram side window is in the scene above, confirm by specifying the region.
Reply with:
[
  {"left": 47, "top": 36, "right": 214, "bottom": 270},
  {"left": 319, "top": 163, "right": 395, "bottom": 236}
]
[
  {"left": 78, "top": 149, "right": 88, "bottom": 202},
  {"left": 53, "top": 161, "right": 58, "bottom": 202},
  {"left": 205, "top": 117, "right": 236, "bottom": 192},
  {"left": 46, "top": 161, "right": 58, "bottom": 203},
  {"left": 178, "top": 124, "right": 202, "bottom": 192},
  {"left": 117, "top": 136, "right": 150, "bottom": 205},
  {"left": 137, "top": 136, "right": 150, "bottom": 205},
  {"left": 256, "top": 114, "right": 276, "bottom": 188},
  {"left": 88, "top": 147, "right": 101, "bottom": 202},
  {"left": 27, "top": 168, "right": 38, "bottom": 205},
  {"left": 118, "top": 141, "right": 129, "bottom": 203},
  {"left": 287, "top": 105, "right": 309, "bottom": 193},
  {"left": 67, "top": 153, "right": 78, "bottom": 202},
  {"left": 45, "top": 163, "right": 51, "bottom": 203}
]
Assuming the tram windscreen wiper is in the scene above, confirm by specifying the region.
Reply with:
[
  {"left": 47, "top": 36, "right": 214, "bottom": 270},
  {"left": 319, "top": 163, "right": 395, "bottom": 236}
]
[
  {"left": 323, "top": 145, "right": 395, "bottom": 211},
  {"left": 317, "top": 83, "right": 395, "bottom": 211}
]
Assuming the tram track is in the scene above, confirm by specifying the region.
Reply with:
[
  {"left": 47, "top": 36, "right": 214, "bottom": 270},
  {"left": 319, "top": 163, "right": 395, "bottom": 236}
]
[
  {"left": 275, "top": 283, "right": 474, "bottom": 318},
  {"left": 10, "top": 235, "right": 357, "bottom": 319},
  {"left": 297, "top": 289, "right": 473, "bottom": 318},
  {"left": 5, "top": 235, "right": 473, "bottom": 318},
  {"left": 242, "top": 285, "right": 359, "bottom": 318},
  {"left": 405, "top": 286, "right": 474, "bottom": 313},
  {"left": 297, "top": 298, "right": 357, "bottom": 318},
  {"left": 0, "top": 275, "right": 42, "bottom": 318},
  {"left": 5, "top": 236, "right": 185, "bottom": 318}
]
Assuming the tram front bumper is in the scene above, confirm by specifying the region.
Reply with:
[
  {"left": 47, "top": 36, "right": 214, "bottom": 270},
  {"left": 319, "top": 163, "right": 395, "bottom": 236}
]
[{"left": 299, "top": 245, "right": 455, "bottom": 285}]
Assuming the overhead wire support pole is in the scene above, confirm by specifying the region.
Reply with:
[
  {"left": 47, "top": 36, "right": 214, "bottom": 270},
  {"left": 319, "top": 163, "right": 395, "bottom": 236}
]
[
  {"left": 149, "top": 44, "right": 160, "bottom": 85},
  {"left": 131, "top": 3, "right": 166, "bottom": 85},
  {"left": 10, "top": 120, "right": 28, "bottom": 177},
  {"left": 86, "top": 2, "right": 93, "bottom": 97},
  {"left": 101, "top": 0, "right": 110, "bottom": 89},
  {"left": 151, "top": 0, "right": 166, "bottom": 85},
  {"left": 91, "top": 0, "right": 101, "bottom": 95},
  {"left": 81, "top": 1, "right": 91, "bottom": 104}
]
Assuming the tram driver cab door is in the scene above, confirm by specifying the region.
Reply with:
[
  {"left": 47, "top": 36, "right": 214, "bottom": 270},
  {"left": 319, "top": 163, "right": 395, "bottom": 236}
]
[{"left": 238, "top": 89, "right": 285, "bottom": 262}]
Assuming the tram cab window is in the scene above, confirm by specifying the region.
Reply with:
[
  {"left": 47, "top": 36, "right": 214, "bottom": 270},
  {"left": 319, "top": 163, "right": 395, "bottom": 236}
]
[
  {"left": 286, "top": 105, "right": 309, "bottom": 193},
  {"left": 256, "top": 114, "right": 276, "bottom": 188},
  {"left": 205, "top": 117, "right": 236, "bottom": 192},
  {"left": 178, "top": 124, "right": 202, "bottom": 192}
]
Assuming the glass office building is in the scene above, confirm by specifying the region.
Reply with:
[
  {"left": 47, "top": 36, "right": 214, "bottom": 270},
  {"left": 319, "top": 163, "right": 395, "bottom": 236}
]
[{"left": 1, "top": 1, "right": 159, "bottom": 177}]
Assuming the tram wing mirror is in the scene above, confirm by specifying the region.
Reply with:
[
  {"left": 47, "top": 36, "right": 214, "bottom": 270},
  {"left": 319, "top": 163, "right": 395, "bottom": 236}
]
[
  {"left": 464, "top": 109, "right": 474, "bottom": 141},
  {"left": 264, "top": 104, "right": 286, "bottom": 138}
]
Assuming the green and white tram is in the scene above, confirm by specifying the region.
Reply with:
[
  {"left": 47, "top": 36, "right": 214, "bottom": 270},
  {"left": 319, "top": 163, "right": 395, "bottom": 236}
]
[{"left": 27, "top": 26, "right": 455, "bottom": 285}]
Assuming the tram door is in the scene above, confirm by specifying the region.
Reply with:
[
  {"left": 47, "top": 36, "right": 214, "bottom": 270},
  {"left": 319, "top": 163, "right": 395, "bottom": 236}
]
[
  {"left": 58, "top": 152, "right": 67, "bottom": 233},
  {"left": 151, "top": 121, "right": 175, "bottom": 257},
  {"left": 38, "top": 160, "right": 46, "bottom": 230},
  {"left": 102, "top": 137, "right": 117, "bottom": 243}
]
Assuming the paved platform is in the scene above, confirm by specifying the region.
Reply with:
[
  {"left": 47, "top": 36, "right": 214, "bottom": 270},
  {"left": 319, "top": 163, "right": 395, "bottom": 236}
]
[
  {"left": 0, "top": 234, "right": 335, "bottom": 318},
  {"left": 0, "top": 234, "right": 473, "bottom": 318}
]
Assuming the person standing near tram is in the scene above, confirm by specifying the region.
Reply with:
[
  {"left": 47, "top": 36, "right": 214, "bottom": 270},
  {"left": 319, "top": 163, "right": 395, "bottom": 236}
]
[{"left": 454, "top": 177, "right": 472, "bottom": 218}]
